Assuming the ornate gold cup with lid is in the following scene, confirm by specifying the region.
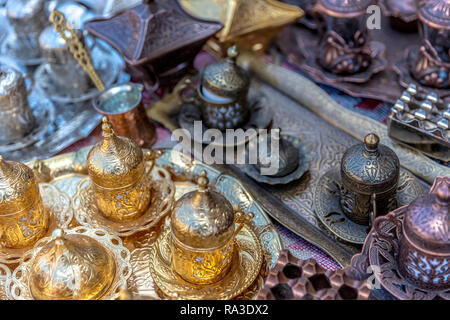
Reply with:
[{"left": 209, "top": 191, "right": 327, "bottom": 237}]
[
  {"left": 0, "top": 155, "right": 49, "bottom": 249},
  {"left": 340, "top": 133, "right": 400, "bottom": 226},
  {"left": 7, "top": 227, "right": 132, "bottom": 300},
  {"left": 86, "top": 117, "right": 152, "bottom": 222},
  {"left": 182, "top": 46, "right": 250, "bottom": 131},
  {"left": 170, "top": 171, "right": 253, "bottom": 285}
]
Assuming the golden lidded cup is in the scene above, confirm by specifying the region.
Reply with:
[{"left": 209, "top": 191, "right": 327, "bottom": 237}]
[
  {"left": 170, "top": 171, "right": 252, "bottom": 285},
  {"left": 86, "top": 117, "right": 152, "bottom": 222},
  {"left": 0, "top": 155, "right": 49, "bottom": 249},
  {"left": 340, "top": 133, "right": 400, "bottom": 226}
]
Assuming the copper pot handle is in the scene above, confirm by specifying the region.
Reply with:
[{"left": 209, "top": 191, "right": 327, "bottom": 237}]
[{"left": 368, "top": 193, "right": 377, "bottom": 230}]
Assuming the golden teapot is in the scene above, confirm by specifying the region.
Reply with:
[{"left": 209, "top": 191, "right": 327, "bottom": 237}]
[
  {"left": 86, "top": 117, "right": 151, "bottom": 222},
  {"left": 170, "top": 171, "right": 252, "bottom": 285},
  {"left": 0, "top": 155, "right": 49, "bottom": 249}
]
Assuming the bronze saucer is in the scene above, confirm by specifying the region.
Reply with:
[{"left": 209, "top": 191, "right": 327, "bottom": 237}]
[
  {"left": 0, "top": 183, "right": 73, "bottom": 265},
  {"left": 394, "top": 46, "right": 450, "bottom": 99},
  {"left": 177, "top": 87, "right": 273, "bottom": 148},
  {"left": 368, "top": 207, "right": 450, "bottom": 300},
  {"left": 301, "top": 41, "right": 388, "bottom": 84},
  {"left": 313, "top": 167, "right": 426, "bottom": 245},
  {"left": 238, "top": 134, "right": 310, "bottom": 185},
  {"left": 149, "top": 222, "right": 264, "bottom": 300},
  {"left": 73, "top": 164, "right": 175, "bottom": 238}
]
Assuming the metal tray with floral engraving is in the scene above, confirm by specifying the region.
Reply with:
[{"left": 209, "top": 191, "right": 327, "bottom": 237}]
[{"left": 0, "top": 147, "right": 283, "bottom": 300}]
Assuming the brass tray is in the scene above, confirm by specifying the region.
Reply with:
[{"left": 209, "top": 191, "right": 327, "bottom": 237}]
[{"left": 0, "top": 148, "right": 282, "bottom": 300}]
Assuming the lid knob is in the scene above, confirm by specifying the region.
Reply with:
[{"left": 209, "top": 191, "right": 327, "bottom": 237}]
[
  {"left": 364, "top": 133, "right": 379, "bottom": 152},
  {"left": 101, "top": 116, "right": 114, "bottom": 138},
  {"left": 227, "top": 45, "right": 239, "bottom": 61},
  {"left": 197, "top": 171, "right": 209, "bottom": 191},
  {"left": 435, "top": 182, "right": 449, "bottom": 206}
]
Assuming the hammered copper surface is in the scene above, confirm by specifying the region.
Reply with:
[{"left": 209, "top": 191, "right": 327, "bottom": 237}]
[{"left": 257, "top": 249, "right": 371, "bottom": 299}]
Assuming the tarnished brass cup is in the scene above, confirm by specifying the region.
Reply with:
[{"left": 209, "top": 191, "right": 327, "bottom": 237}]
[
  {"left": 0, "top": 64, "right": 35, "bottom": 144},
  {"left": 0, "top": 155, "right": 49, "bottom": 249},
  {"left": 340, "top": 133, "right": 400, "bottom": 226},
  {"left": 170, "top": 171, "right": 253, "bottom": 285},
  {"left": 181, "top": 46, "right": 250, "bottom": 131},
  {"left": 86, "top": 117, "right": 152, "bottom": 222},
  {"left": 93, "top": 83, "right": 156, "bottom": 148}
]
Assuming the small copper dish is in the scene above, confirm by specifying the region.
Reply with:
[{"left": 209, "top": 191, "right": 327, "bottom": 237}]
[
  {"left": 301, "top": 40, "right": 388, "bottom": 84},
  {"left": 177, "top": 87, "right": 273, "bottom": 148},
  {"left": 350, "top": 177, "right": 449, "bottom": 300},
  {"left": 149, "top": 222, "right": 263, "bottom": 300},
  {"left": 239, "top": 134, "right": 310, "bottom": 185},
  {"left": 73, "top": 165, "right": 175, "bottom": 238},
  {"left": 313, "top": 168, "right": 425, "bottom": 244},
  {"left": 0, "top": 183, "right": 73, "bottom": 265},
  {"left": 5, "top": 227, "right": 132, "bottom": 300},
  {"left": 93, "top": 83, "right": 156, "bottom": 148}
]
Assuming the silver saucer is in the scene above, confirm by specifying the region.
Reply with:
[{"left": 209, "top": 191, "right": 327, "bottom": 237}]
[{"left": 34, "top": 39, "right": 124, "bottom": 103}]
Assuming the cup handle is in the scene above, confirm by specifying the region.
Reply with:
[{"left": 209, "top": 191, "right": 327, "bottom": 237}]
[
  {"left": 24, "top": 73, "right": 35, "bottom": 94},
  {"left": 368, "top": 193, "right": 377, "bottom": 229},
  {"left": 178, "top": 78, "right": 198, "bottom": 104},
  {"left": 232, "top": 207, "right": 254, "bottom": 239}
]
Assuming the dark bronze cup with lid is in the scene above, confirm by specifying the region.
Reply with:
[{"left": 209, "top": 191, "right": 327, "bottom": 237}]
[{"left": 340, "top": 133, "right": 400, "bottom": 226}]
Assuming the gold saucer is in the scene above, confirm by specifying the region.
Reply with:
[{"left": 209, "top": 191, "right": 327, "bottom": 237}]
[
  {"left": 313, "top": 167, "right": 426, "bottom": 244},
  {"left": 5, "top": 226, "right": 132, "bottom": 300},
  {"left": 73, "top": 165, "right": 175, "bottom": 237},
  {"left": 0, "top": 183, "right": 73, "bottom": 264},
  {"left": 150, "top": 223, "right": 264, "bottom": 300}
]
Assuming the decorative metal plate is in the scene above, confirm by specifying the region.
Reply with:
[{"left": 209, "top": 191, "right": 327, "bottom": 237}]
[
  {"left": 313, "top": 167, "right": 426, "bottom": 244},
  {"left": 5, "top": 226, "right": 132, "bottom": 300},
  {"left": 238, "top": 134, "right": 310, "bottom": 185},
  {"left": 150, "top": 223, "right": 263, "bottom": 300},
  {"left": 73, "top": 165, "right": 175, "bottom": 238},
  {"left": 0, "top": 183, "right": 73, "bottom": 265}
]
